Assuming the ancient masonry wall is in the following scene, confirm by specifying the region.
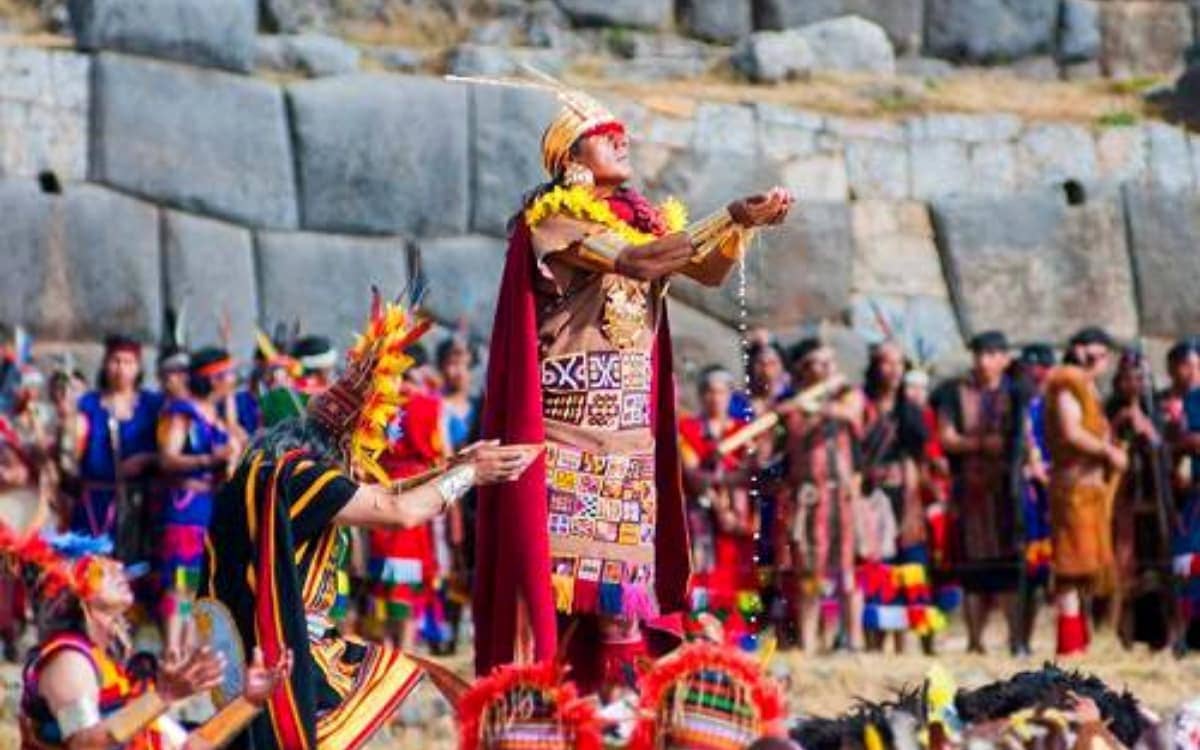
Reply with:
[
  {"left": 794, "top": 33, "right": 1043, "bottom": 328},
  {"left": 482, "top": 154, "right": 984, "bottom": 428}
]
[{"left": 3, "top": 17, "right": 1200, "bottom": 380}]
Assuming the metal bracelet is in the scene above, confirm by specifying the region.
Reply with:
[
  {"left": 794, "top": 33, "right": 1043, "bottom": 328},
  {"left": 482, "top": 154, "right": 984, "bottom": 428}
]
[
  {"left": 55, "top": 696, "right": 101, "bottom": 738},
  {"left": 435, "top": 465, "right": 477, "bottom": 510}
]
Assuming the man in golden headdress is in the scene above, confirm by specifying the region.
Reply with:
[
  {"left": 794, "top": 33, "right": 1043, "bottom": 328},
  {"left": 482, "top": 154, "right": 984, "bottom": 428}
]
[{"left": 473, "top": 82, "right": 792, "bottom": 692}]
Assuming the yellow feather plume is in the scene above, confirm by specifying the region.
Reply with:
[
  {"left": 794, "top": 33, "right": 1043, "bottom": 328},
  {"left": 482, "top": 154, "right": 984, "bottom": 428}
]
[{"left": 345, "top": 291, "right": 433, "bottom": 486}]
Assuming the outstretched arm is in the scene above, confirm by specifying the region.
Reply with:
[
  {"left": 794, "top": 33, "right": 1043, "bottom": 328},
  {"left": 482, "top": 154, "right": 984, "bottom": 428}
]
[
  {"left": 545, "top": 188, "right": 794, "bottom": 284},
  {"left": 679, "top": 187, "right": 794, "bottom": 287},
  {"left": 334, "top": 443, "right": 539, "bottom": 529}
]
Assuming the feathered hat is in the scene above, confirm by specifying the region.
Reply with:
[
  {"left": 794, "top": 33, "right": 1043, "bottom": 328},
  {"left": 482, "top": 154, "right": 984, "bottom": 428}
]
[
  {"left": 457, "top": 661, "right": 603, "bottom": 750},
  {"left": 446, "top": 66, "right": 625, "bottom": 179},
  {"left": 305, "top": 287, "right": 432, "bottom": 484},
  {"left": 0, "top": 523, "right": 114, "bottom": 603},
  {"left": 631, "top": 642, "right": 787, "bottom": 750}
]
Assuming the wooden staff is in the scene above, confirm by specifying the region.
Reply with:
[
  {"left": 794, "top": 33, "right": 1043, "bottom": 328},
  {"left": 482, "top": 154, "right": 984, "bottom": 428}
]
[
  {"left": 1094, "top": 441, "right": 1128, "bottom": 598},
  {"left": 716, "top": 377, "right": 847, "bottom": 456}
]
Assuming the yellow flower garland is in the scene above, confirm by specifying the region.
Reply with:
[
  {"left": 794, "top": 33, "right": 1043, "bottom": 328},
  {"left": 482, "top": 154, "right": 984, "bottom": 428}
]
[{"left": 524, "top": 185, "right": 688, "bottom": 246}]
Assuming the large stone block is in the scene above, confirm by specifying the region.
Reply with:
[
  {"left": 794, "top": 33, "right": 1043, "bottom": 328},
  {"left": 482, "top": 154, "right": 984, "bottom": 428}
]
[
  {"left": 925, "top": 0, "right": 1059, "bottom": 63},
  {"left": 162, "top": 210, "right": 257, "bottom": 354},
  {"left": 844, "top": 139, "right": 909, "bottom": 199},
  {"left": 1122, "top": 185, "right": 1200, "bottom": 337},
  {"left": 693, "top": 103, "right": 759, "bottom": 156},
  {"left": 850, "top": 200, "right": 946, "bottom": 299},
  {"left": 470, "top": 86, "right": 559, "bottom": 236},
  {"left": 68, "top": 0, "right": 257, "bottom": 72},
  {"left": 930, "top": 187, "right": 1138, "bottom": 343},
  {"left": 670, "top": 202, "right": 855, "bottom": 328},
  {"left": 1059, "top": 0, "right": 1101, "bottom": 63},
  {"left": 756, "top": 104, "right": 824, "bottom": 160},
  {"left": 904, "top": 113, "right": 1022, "bottom": 142},
  {"left": 446, "top": 44, "right": 568, "bottom": 77},
  {"left": 782, "top": 151, "right": 850, "bottom": 201},
  {"left": 255, "top": 33, "right": 361, "bottom": 77},
  {"left": 1144, "top": 121, "right": 1194, "bottom": 192},
  {"left": 909, "top": 139, "right": 971, "bottom": 199},
  {"left": 798, "top": 15, "right": 895, "bottom": 74},
  {"left": 1016, "top": 123, "right": 1098, "bottom": 187},
  {"left": 732, "top": 30, "right": 815, "bottom": 82},
  {"left": 0, "top": 181, "right": 160, "bottom": 341},
  {"left": 651, "top": 150, "right": 785, "bottom": 218},
  {"left": 256, "top": 231, "right": 409, "bottom": 348},
  {"left": 556, "top": 0, "right": 672, "bottom": 30},
  {"left": 0, "top": 46, "right": 89, "bottom": 181},
  {"left": 1100, "top": 1, "right": 1192, "bottom": 78},
  {"left": 682, "top": 0, "right": 753, "bottom": 43},
  {"left": 966, "top": 141, "right": 1020, "bottom": 195},
  {"left": 755, "top": 0, "right": 924, "bottom": 54},
  {"left": 91, "top": 53, "right": 297, "bottom": 229},
  {"left": 736, "top": 17, "right": 895, "bottom": 79},
  {"left": 1095, "top": 124, "right": 1147, "bottom": 183},
  {"left": 289, "top": 74, "right": 469, "bottom": 236},
  {"left": 413, "top": 235, "right": 506, "bottom": 342}
]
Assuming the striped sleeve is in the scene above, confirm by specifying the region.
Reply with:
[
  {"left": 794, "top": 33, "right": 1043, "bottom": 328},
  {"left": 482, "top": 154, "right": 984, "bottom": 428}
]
[{"left": 284, "top": 459, "right": 358, "bottom": 545}]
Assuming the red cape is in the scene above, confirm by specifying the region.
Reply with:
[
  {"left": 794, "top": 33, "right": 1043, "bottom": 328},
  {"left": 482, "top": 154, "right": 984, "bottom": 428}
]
[{"left": 473, "top": 215, "right": 690, "bottom": 678}]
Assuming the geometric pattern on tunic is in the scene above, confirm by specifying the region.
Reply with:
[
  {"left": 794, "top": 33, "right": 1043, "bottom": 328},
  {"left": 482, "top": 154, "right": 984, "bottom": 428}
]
[{"left": 541, "top": 351, "right": 652, "bottom": 430}]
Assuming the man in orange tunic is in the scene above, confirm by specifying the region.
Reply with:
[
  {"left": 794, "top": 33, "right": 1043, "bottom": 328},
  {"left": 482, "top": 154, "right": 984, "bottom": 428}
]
[{"left": 1045, "top": 327, "right": 1127, "bottom": 655}]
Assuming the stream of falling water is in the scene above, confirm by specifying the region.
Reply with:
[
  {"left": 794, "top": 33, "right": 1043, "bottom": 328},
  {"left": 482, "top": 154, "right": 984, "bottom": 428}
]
[{"left": 737, "top": 248, "right": 762, "bottom": 649}]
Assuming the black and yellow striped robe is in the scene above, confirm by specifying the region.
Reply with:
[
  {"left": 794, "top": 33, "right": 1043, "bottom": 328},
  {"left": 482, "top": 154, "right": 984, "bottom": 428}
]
[{"left": 199, "top": 449, "right": 423, "bottom": 750}]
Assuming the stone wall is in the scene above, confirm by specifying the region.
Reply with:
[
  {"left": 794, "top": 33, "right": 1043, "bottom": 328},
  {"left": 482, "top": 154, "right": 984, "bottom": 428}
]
[{"left": 5, "top": 2, "right": 1200, "bottom": 384}]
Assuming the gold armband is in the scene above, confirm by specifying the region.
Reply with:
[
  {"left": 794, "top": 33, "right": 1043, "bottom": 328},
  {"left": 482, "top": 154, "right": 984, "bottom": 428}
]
[
  {"left": 191, "top": 697, "right": 262, "bottom": 748},
  {"left": 682, "top": 209, "right": 755, "bottom": 286},
  {"left": 686, "top": 209, "right": 745, "bottom": 258},
  {"left": 578, "top": 230, "right": 626, "bottom": 271},
  {"left": 107, "top": 690, "right": 170, "bottom": 744}
]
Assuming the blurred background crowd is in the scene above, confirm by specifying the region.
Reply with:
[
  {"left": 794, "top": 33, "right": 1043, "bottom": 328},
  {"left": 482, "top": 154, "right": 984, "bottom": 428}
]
[{"left": 2, "top": 313, "right": 1198, "bottom": 671}]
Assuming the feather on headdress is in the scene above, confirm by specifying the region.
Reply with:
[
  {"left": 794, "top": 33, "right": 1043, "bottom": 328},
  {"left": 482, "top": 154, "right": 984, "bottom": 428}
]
[
  {"left": 0, "top": 523, "right": 111, "bottom": 601},
  {"left": 446, "top": 65, "right": 624, "bottom": 179},
  {"left": 631, "top": 642, "right": 787, "bottom": 750},
  {"left": 306, "top": 287, "right": 432, "bottom": 484},
  {"left": 457, "top": 661, "right": 602, "bottom": 750}
]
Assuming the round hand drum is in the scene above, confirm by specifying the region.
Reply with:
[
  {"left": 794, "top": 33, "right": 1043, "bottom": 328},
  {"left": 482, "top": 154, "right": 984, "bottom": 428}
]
[{"left": 194, "top": 597, "right": 247, "bottom": 706}]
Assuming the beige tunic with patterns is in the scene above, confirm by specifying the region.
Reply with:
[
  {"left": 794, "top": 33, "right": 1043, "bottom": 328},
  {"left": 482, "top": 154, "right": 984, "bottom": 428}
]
[{"left": 531, "top": 213, "right": 664, "bottom": 621}]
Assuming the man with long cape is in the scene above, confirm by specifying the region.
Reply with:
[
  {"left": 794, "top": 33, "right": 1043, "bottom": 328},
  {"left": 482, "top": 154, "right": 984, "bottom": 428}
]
[{"left": 472, "top": 78, "right": 793, "bottom": 691}]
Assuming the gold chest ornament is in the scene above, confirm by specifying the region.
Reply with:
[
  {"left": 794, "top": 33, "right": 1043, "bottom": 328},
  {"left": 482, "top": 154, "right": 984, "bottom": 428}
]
[{"left": 602, "top": 279, "right": 648, "bottom": 351}]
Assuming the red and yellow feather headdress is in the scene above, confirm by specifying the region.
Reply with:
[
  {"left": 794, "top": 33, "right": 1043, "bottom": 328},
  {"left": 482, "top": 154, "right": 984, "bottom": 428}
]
[
  {"left": 457, "top": 661, "right": 603, "bottom": 750},
  {"left": 0, "top": 523, "right": 108, "bottom": 601},
  {"left": 631, "top": 642, "right": 787, "bottom": 750},
  {"left": 306, "top": 287, "right": 432, "bottom": 484}
]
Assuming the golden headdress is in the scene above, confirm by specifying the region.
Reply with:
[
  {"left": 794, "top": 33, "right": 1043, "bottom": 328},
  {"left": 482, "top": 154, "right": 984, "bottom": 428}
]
[
  {"left": 306, "top": 288, "right": 432, "bottom": 484},
  {"left": 445, "top": 66, "right": 625, "bottom": 179}
]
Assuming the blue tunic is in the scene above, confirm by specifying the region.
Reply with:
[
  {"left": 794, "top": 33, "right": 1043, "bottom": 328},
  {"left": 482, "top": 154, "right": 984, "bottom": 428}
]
[{"left": 72, "top": 389, "right": 162, "bottom": 540}]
